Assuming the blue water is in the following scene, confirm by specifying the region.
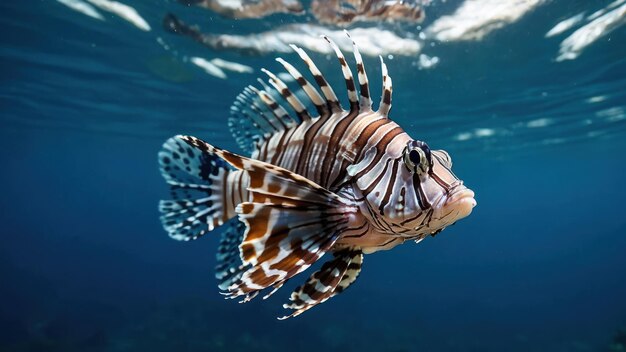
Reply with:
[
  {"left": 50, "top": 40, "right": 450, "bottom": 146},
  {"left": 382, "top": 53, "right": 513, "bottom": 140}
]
[{"left": 2, "top": 0, "right": 626, "bottom": 351}]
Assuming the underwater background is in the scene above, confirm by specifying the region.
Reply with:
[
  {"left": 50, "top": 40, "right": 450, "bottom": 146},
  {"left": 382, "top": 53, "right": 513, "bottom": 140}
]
[{"left": 2, "top": 0, "right": 626, "bottom": 351}]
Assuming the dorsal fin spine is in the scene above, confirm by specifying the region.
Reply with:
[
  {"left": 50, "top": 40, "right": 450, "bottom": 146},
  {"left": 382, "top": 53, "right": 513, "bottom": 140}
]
[
  {"left": 378, "top": 56, "right": 393, "bottom": 117},
  {"left": 275, "top": 57, "right": 328, "bottom": 118},
  {"left": 228, "top": 34, "right": 387, "bottom": 155},
  {"left": 256, "top": 78, "right": 272, "bottom": 92},
  {"left": 249, "top": 86, "right": 295, "bottom": 128},
  {"left": 237, "top": 89, "right": 273, "bottom": 131},
  {"left": 345, "top": 30, "right": 372, "bottom": 112},
  {"left": 231, "top": 101, "right": 269, "bottom": 137},
  {"left": 234, "top": 93, "right": 277, "bottom": 133},
  {"left": 262, "top": 68, "right": 312, "bottom": 122},
  {"left": 250, "top": 99, "right": 287, "bottom": 130},
  {"left": 289, "top": 44, "right": 341, "bottom": 115},
  {"left": 244, "top": 86, "right": 288, "bottom": 130},
  {"left": 239, "top": 108, "right": 273, "bottom": 138},
  {"left": 322, "top": 35, "right": 359, "bottom": 113}
]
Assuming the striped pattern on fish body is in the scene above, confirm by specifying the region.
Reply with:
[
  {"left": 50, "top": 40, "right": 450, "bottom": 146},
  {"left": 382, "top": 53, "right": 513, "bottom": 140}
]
[{"left": 158, "top": 32, "right": 476, "bottom": 319}]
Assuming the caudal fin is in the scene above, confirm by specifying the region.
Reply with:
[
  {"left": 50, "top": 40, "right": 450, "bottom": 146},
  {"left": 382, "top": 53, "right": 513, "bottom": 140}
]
[{"left": 158, "top": 135, "right": 235, "bottom": 241}]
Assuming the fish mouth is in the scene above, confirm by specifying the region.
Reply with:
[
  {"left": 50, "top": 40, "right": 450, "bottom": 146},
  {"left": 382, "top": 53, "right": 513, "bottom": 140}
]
[
  {"left": 446, "top": 184, "right": 476, "bottom": 207},
  {"left": 441, "top": 183, "right": 476, "bottom": 221}
]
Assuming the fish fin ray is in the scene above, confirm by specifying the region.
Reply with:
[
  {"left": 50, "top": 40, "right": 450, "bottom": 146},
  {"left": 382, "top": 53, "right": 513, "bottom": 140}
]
[
  {"left": 216, "top": 220, "right": 251, "bottom": 290},
  {"left": 229, "top": 86, "right": 294, "bottom": 153},
  {"left": 275, "top": 57, "right": 329, "bottom": 118},
  {"left": 228, "top": 33, "right": 379, "bottom": 153},
  {"left": 289, "top": 44, "right": 342, "bottom": 114},
  {"left": 279, "top": 248, "right": 364, "bottom": 319},
  {"left": 346, "top": 30, "right": 372, "bottom": 111},
  {"left": 262, "top": 68, "right": 312, "bottom": 122},
  {"left": 378, "top": 56, "right": 393, "bottom": 117},
  {"left": 158, "top": 135, "right": 234, "bottom": 240},
  {"left": 323, "top": 35, "right": 360, "bottom": 113},
  {"left": 177, "top": 138, "right": 359, "bottom": 301},
  {"left": 333, "top": 249, "right": 363, "bottom": 294}
]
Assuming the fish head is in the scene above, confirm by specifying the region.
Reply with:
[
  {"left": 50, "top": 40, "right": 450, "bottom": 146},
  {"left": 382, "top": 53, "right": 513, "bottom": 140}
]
[
  {"left": 401, "top": 140, "right": 476, "bottom": 235},
  {"left": 357, "top": 139, "right": 476, "bottom": 237}
]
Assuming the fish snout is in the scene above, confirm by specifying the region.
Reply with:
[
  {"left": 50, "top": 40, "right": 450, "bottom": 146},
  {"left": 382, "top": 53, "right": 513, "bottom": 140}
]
[{"left": 443, "top": 183, "right": 477, "bottom": 220}]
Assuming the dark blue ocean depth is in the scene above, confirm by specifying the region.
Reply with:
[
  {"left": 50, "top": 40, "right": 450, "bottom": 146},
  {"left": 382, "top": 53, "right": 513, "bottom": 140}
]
[{"left": 1, "top": 0, "right": 626, "bottom": 351}]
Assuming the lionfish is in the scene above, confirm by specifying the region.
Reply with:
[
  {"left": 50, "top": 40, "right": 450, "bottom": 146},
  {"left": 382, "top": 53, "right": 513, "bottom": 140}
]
[{"left": 158, "top": 33, "right": 476, "bottom": 319}]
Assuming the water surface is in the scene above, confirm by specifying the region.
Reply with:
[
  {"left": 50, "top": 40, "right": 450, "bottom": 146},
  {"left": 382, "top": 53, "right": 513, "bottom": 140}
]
[{"left": 1, "top": 0, "right": 626, "bottom": 351}]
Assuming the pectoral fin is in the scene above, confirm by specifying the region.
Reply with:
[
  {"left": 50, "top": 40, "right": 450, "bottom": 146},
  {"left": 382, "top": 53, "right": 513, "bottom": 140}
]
[{"left": 177, "top": 136, "right": 359, "bottom": 304}]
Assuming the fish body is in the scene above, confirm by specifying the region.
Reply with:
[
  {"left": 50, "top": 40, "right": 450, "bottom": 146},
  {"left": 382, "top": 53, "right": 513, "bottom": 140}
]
[{"left": 158, "top": 33, "right": 476, "bottom": 318}]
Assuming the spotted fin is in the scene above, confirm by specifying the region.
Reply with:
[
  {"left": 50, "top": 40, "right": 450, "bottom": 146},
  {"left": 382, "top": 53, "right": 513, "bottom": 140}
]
[
  {"left": 158, "top": 136, "right": 236, "bottom": 240},
  {"left": 176, "top": 135, "right": 360, "bottom": 303},
  {"left": 215, "top": 220, "right": 249, "bottom": 290},
  {"left": 280, "top": 248, "right": 363, "bottom": 319}
]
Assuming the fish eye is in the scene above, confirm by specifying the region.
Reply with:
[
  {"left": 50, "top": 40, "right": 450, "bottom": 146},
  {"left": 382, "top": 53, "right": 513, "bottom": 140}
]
[
  {"left": 404, "top": 140, "right": 432, "bottom": 174},
  {"left": 409, "top": 149, "right": 421, "bottom": 165}
]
